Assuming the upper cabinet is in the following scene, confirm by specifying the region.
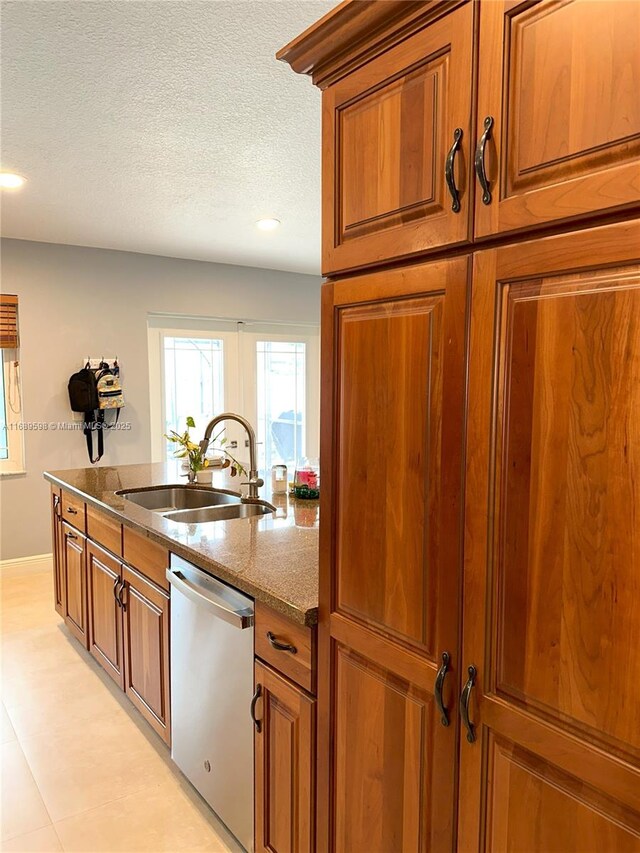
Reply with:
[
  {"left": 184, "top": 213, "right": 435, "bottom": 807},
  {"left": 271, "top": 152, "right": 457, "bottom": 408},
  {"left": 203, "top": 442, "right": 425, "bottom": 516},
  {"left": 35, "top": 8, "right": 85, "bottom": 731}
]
[
  {"left": 475, "top": 0, "right": 640, "bottom": 237},
  {"left": 321, "top": 2, "right": 474, "bottom": 274}
]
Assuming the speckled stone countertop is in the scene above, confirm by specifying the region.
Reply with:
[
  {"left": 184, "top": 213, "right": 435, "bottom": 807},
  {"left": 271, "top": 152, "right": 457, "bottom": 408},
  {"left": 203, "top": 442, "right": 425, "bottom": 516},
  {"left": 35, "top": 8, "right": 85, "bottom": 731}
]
[{"left": 44, "top": 462, "right": 319, "bottom": 626}]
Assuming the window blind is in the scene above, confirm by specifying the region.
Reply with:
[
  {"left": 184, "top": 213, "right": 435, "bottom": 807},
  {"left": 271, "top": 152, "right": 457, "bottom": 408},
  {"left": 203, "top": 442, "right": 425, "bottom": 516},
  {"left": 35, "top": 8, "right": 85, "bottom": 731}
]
[{"left": 0, "top": 294, "right": 19, "bottom": 348}]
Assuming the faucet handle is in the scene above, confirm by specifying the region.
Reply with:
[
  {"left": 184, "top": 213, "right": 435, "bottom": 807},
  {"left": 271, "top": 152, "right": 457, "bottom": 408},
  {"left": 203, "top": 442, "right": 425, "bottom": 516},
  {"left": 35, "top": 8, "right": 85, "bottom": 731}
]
[{"left": 242, "top": 475, "right": 264, "bottom": 488}]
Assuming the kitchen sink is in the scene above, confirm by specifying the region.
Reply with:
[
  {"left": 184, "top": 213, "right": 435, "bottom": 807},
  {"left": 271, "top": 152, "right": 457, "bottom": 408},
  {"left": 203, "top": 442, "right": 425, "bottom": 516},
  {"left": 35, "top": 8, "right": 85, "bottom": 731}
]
[
  {"left": 116, "top": 486, "right": 242, "bottom": 513},
  {"left": 164, "top": 501, "right": 276, "bottom": 524}
]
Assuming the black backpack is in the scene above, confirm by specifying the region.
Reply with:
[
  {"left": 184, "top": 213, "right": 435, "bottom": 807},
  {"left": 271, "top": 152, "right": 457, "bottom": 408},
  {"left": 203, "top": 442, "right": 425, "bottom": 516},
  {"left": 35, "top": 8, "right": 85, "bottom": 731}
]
[{"left": 68, "top": 367, "right": 103, "bottom": 463}]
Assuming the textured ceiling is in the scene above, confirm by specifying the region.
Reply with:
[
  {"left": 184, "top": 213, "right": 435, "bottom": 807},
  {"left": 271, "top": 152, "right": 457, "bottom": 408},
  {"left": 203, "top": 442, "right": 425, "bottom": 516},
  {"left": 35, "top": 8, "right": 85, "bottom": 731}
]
[{"left": 1, "top": 0, "right": 333, "bottom": 274}]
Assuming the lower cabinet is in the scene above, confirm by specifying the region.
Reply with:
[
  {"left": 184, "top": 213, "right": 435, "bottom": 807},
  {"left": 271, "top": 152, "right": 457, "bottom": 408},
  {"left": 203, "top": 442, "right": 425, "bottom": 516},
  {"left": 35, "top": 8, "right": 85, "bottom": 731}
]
[
  {"left": 122, "top": 564, "right": 171, "bottom": 745},
  {"left": 87, "top": 540, "right": 125, "bottom": 689},
  {"left": 254, "top": 660, "right": 315, "bottom": 853},
  {"left": 61, "top": 521, "right": 88, "bottom": 648}
]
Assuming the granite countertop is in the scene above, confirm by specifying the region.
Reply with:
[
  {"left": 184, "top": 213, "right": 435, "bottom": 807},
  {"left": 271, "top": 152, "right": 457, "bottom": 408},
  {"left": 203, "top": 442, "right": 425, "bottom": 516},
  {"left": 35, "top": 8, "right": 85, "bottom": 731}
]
[{"left": 44, "top": 462, "right": 319, "bottom": 626}]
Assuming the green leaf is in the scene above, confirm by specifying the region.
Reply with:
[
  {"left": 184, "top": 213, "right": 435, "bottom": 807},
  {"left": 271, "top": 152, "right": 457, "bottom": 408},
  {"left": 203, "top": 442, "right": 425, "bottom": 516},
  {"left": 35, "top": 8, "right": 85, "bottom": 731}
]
[{"left": 186, "top": 416, "right": 196, "bottom": 429}]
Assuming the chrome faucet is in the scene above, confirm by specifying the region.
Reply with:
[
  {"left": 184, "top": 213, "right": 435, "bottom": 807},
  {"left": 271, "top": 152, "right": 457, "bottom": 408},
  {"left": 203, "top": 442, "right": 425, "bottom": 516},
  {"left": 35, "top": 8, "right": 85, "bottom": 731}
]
[{"left": 199, "top": 412, "right": 264, "bottom": 501}]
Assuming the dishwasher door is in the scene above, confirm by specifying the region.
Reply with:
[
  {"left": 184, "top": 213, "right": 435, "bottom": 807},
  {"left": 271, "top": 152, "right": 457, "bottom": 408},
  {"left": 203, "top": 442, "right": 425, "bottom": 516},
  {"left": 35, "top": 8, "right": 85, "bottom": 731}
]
[{"left": 168, "top": 555, "right": 255, "bottom": 852}]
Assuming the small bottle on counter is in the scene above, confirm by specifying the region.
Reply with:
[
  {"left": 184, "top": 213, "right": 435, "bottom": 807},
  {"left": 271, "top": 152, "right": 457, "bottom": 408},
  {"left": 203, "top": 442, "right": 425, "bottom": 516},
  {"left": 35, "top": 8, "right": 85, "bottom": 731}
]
[{"left": 271, "top": 463, "right": 288, "bottom": 495}]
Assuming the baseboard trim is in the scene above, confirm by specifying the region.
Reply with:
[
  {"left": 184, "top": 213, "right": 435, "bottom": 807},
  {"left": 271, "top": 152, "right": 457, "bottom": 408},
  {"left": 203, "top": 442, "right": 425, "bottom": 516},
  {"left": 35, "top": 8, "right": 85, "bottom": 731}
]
[{"left": 0, "top": 553, "right": 53, "bottom": 577}]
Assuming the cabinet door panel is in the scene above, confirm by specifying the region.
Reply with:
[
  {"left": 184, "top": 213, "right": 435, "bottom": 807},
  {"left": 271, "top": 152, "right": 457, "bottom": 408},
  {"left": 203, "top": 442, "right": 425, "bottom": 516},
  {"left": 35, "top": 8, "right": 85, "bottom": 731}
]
[
  {"left": 255, "top": 661, "right": 315, "bottom": 853},
  {"left": 475, "top": 0, "right": 640, "bottom": 237},
  {"left": 87, "top": 541, "right": 124, "bottom": 688},
  {"left": 122, "top": 565, "right": 170, "bottom": 744},
  {"left": 318, "top": 257, "right": 468, "bottom": 851},
  {"left": 459, "top": 220, "right": 640, "bottom": 850},
  {"left": 322, "top": 3, "right": 474, "bottom": 274},
  {"left": 51, "top": 488, "right": 64, "bottom": 617},
  {"left": 62, "top": 522, "right": 88, "bottom": 648}
]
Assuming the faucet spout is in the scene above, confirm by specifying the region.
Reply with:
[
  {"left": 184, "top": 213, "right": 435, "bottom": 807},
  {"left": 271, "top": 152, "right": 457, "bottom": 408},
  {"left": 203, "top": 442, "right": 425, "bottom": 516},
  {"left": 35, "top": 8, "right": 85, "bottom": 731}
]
[{"left": 199, "top": 412, "right": 264, "bottom": 500}]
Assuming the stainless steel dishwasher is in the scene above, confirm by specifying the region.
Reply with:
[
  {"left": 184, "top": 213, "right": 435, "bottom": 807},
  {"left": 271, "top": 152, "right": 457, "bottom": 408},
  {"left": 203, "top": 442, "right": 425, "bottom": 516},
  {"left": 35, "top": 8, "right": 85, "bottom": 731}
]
[{"left": 167, "top": 554, "right": 254, "bottom": 852}]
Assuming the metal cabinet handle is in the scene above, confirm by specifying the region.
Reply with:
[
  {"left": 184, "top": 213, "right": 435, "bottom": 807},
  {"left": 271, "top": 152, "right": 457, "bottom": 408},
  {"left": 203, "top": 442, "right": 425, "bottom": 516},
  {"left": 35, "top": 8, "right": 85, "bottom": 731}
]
[
  {"left": 267, "top": 631, "right": 297, "bottom": 655},
  {"left": 434, "top": 651, "right": 451, "bottom": 727},
  {"left": 118, "top": 580, "right": 127, "bottom": 611},
  {"left": 445, "top": 128, "right": 463, "bottom": 213},
  {"left": 460, "top": 665, "right": 477, "bottom": 743},
  {"left": 65, "top": 530, "right": 77, "bottom": 540},
  {"left": 66, "top": 506, "right": 78, "bottom": 515},
  {"left": 113, "top": 578, "right": 121, "bottom": 606},
  {"left": 250, "top": 684, "right": 262, "bottom": 733},
  {"left": 474, "top": 116, "right": 494, "bottom": 205}
]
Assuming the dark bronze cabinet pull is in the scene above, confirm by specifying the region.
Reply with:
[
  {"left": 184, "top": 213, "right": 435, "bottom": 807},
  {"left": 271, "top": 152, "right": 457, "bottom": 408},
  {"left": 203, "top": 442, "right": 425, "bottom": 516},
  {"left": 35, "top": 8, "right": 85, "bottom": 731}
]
[
  {"left": 267, "top": 631, "right": 297, "bottom": 655},
  {"left": 460, "top": 664, "right": 477, "bottom": 743},
  {"left": 118, "top": 580, "right": 127, "bottom": 610},
  {"left": 445, "top": 128, "right": 463, "bottom": 213},
  {"left": 434, "top": 651, "right": 451, "bottom": 727},
  {"left": 474, "top": 116, "right": 494, "bottom": 205},
  {"left": 113, "top": 578, "right": 121, "bottom": 606},
  {"left": 250, "top": 684, "right": 262, "bottom": 733},
  {"left": 66, "top": 506, "right": 78, "bottom": 515},
  {"left": 66, "top": 530, "right": 77, "bottom": 540}
]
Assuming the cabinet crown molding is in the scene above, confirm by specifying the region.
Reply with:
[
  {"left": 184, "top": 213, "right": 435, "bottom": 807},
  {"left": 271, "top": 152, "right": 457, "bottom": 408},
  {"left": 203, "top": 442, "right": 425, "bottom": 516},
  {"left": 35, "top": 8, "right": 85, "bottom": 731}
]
[{"left": 277, "top": 0, "right": 462, "bottom": 88}]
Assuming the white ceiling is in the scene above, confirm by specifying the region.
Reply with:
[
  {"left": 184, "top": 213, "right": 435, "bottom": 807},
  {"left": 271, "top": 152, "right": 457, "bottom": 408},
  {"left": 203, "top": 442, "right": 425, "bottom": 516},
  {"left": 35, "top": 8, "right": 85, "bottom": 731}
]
[{"left": 1, "top": 0, "right": 333, "bottom": 274}]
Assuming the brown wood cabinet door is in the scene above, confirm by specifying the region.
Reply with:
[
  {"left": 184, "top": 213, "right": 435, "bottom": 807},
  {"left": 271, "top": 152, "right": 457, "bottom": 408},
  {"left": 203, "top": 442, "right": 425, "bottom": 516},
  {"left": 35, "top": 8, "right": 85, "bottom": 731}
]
[
  {"left": 51, "top": 489, "right": 65, "bottom": 617},
  {"left": 322, "top": 3, "right": 474, "bottom": 275},
  {"left": 254, "top": 660, "right": 315, "bottom": 853},
  {"left": 318, "top": 256, "right": 469, "bottom": 851},
  {"left": 87, "top": 540, "right": 124, "bottom": 689},
  {"left": 459, "top": 220, "right": 640, "bottom": 850},
  {"left": 474, "top": 0, "right": 640, "bottom": 238},
  {"left": 122, "top": 564, "right": 171, "bottom": 745},
  {"left": 62, "top": 521, "right": 88, "bottom": 648}
]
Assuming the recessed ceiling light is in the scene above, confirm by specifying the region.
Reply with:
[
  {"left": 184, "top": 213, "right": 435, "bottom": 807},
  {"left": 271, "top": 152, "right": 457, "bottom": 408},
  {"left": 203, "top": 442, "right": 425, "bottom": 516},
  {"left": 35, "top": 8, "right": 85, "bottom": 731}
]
[
  {"left": 0, "top": 173, "right": 26, "bottom": 189},
  {"left": 256, "top": 218, "right": 280, "bottom": 231}
]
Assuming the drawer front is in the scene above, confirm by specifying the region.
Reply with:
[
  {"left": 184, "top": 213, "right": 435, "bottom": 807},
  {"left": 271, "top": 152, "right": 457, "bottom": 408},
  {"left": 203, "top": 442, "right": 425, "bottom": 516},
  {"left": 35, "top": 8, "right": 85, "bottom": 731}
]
[
  {"left": 61, "top": 490, "right": 86, "bottom": 532},
  {"left": 322, "top": 2, "right": 474, "bottom": 274},
  {"left": 122, "top": 526, "right": 169, "bottom": 591},
  {"left": 254, "top": 603, "right": 315, "bottom": 693},
  {"left": 87, "top": 505, "right": 123, "bottom": 557}
]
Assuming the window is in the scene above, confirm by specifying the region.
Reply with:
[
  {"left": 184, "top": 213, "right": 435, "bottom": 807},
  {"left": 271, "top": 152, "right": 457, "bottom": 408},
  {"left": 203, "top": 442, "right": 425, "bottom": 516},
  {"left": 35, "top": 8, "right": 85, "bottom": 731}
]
[
  {"left": 0, "top": 357, "right": 25, "bottom": 474},
  {"left": 148, "top": 317, "right": 319, "bottom": 468}
]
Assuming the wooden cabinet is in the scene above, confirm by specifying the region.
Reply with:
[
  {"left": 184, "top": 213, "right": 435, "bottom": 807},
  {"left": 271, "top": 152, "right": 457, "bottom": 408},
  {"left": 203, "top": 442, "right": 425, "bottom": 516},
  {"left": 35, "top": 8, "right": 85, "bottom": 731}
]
[
  {"left": 474, "top": 0, "right": 640, "bottom": 237},
  {"left": 321, "top": 2, "right": 474, "bottom": 274},
  {"left": 87, "top": 540, "right": 124, "bottom": 689},
  {"left": 318, "top": 256, "right": 469, "bottom": 850},
  {"left": 61, "top": 521, "right": 88, "bottom": 648},
  {"left": 51, "top": 488, "right": 64, "bottom": 617},
  {"left": 254, "top": 660, "right": 315, "bottom": 853},
  {"left": 459, "top": 219, "right": 640, "bottom": 849},
  {"left": 122, "top": 564, "right": 171, "bottom": 744}
]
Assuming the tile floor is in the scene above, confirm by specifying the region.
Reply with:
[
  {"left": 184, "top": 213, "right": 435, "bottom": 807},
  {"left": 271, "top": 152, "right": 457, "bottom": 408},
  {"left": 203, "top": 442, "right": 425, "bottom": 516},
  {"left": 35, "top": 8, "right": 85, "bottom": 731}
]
[{"left": 1, "top": 563, "right": 243, "bottom": 852}]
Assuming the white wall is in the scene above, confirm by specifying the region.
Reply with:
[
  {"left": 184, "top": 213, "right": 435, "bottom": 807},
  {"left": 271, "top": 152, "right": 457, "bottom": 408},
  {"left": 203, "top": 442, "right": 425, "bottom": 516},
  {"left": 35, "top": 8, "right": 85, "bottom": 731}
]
[{"left": 0, "top": 239, "right": 321, "bottom": 559}]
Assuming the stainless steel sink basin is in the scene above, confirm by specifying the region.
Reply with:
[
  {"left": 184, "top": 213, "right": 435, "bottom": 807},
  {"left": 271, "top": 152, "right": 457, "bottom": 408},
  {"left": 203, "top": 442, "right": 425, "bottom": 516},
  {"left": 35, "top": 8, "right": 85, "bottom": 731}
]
[
  {"left": 116, "top": 486, "right": 242, "bottom": 513},
  {"left": 164, "top": 501, "right": 276, "bottom": 524}
]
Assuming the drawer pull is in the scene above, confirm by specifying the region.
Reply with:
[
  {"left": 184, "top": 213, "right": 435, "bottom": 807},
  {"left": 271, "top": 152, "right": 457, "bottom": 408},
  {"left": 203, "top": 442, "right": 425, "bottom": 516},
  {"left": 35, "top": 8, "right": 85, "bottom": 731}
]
[
  {"left": 445, "top": 128, "right": 463, "bottom": 213},
  {"left": 66, "top": 531, "right": 78, "bottom": 540},
  {"left": 267, "top": 631, "right": 297, "bottom": 655},
  {"left": 475, "top": 115, "right": 494, "bottom": 205},
  {"left": 434, "top": 651, "right": 451, "bottom": 727},
  {"left": 66, "top": 506, "right": 78, "bottom": 515},
  {"left": 251, "top": 683, "right": 262, "bottom": 733},
  {"left": 460, "top": 664, "right": 477, "bottom": 744}
]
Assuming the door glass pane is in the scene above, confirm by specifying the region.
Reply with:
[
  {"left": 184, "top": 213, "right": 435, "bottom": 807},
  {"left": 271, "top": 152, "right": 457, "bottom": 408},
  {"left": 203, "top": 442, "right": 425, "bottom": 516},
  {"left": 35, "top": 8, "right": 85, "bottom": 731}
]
[
  {"left": 256, "top": 341, "right": 306, "bottom": 470},
  {"left": 0, "top": 361, "right": 8, "bottom": 460},
  {"left": 163, "top": 337, "right": 224, "bottom": 459}
]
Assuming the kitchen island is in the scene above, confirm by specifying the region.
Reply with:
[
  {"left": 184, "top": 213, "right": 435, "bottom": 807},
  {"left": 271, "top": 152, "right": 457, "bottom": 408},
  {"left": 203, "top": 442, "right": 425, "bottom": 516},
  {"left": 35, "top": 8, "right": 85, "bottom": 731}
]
[{"left": 43, "top": 461, "right": 318, "bottom": 852}]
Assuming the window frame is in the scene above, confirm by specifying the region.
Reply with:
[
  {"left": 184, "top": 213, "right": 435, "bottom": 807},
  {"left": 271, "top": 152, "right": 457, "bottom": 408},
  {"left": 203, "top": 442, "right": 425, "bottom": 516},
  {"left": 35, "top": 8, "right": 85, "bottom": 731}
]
[
  {"left": 148, "top": 317, "right": 320, "bottom": 467},
  {"left": 0, "top": 351, "right": 26, "bottom": 476}
]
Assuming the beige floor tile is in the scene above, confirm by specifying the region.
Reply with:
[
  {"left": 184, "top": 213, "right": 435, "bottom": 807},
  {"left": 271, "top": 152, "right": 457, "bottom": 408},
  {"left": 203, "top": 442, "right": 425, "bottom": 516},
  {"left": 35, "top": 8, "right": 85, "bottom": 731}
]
[
  {"left": 3, "top": 651, "right": 128, "bottom": 740},
  {"left": 1, "top": 624, "right": 84, "bottom": 684},
  {"left": 19, "top": 711, "right": 174, "bottom": 822},
  {"left": 1, "top": 741, "right": 51, "bottom": 842},
  {"left": 1, "top": 824, "right": 62, "bottom": 852},
  {"left": 53, "top": 777, "right": 241, "bottom": 853},
  {"left": 1, "top": 702, "right": 16, "bottom": 743}
]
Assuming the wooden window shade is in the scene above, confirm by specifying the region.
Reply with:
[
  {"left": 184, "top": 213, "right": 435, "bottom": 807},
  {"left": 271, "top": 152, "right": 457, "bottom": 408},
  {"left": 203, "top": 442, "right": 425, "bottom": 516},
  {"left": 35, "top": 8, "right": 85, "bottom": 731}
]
[{"left": 0, "top": 295, "right": 19, "bottom": 348}]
